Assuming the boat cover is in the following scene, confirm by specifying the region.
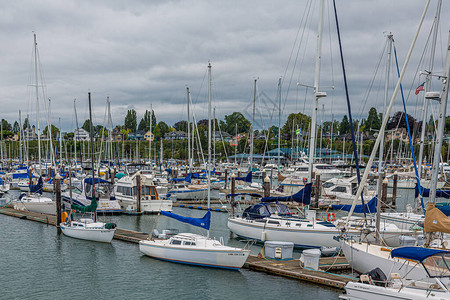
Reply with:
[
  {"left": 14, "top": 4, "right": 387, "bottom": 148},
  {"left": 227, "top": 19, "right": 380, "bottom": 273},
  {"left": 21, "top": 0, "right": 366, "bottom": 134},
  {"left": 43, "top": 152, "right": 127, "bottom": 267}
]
[
  {"left": 424, "top": 202, "right": 450, "bottom": 234},
  {"left": 331, "top": 196, "right": 377, "bottom": 213},
  {"left": 171, "top": 173, "right": 191, "bottom": 183},
  {"left": 242, "top": 202, "right": 291, "bottom": 219},
  {"left": 261, "top": 183, "right": 312, "bottom": 205},
  {"left": 161, "top": 210, "right": 210, "bottom": 230},
  {"left": 84, "top": 178, "right": 113, "bottom": 185},
  {"left": 391, "top": 246, "right": 449, "bottom": 262},
  {"left": 415, "top": 184, "right": 450, "bottom": 199},
  {"left": 71, "top": 196, "right": 97, "bottom": 213},
  {"left": 236, "top": 172, "right": 252, "bottom": 183},
  {"left": 29, "top": 176, "right": 43, "bottom": 194}
]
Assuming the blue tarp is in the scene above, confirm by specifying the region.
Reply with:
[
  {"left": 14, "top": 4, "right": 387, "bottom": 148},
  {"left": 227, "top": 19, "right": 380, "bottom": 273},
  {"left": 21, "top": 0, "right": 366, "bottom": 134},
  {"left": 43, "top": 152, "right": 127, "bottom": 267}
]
[
  {"left": 236, "top": 172, "right": 252, "bottom": 183},
  {"left": 84, "top": 178, "right": 113, "bottom": 185},
  {"left": 171, "top": 173, "right": 192, "bottom": 183},
  {"left": 261, "top": 182, "right": 312, "bottom": 205},
  {"left": 29, "top": 177, "right": 43, "bottom": 194},
  {"left": 160, "top": 210, "right": 211, "bottom": 230},
  {"left": 332, "top": 196, "right": 377, "bottom": 213},
  {"left": 415, "top": 184, "right": 450, "bottom": 199},
  {"left": 391, "top": 247, "right": 449, "bottom": 262}
]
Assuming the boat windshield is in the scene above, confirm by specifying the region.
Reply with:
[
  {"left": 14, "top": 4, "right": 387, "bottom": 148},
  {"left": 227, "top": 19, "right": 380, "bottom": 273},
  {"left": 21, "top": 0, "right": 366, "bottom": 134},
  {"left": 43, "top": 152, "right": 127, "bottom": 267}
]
[{"left": 422, "top": 253, "right": 450, "bottom": 278}]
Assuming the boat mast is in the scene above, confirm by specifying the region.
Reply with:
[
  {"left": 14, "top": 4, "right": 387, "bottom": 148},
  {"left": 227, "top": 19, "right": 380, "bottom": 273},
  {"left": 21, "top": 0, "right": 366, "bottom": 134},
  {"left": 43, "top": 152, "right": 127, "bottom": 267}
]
[
  {"left": 429, "top": 30, "right": 450, "bottom": 204},
  {"left": 308, "top": 0, "right": 324, "bottom": 182},
  {"left": 88, "top": 92, "right": 97, "bottom": 221},
  {"left": 187, "top": 87, "right": 192, "bottom": 174},
  {"left": 149, "top": 103, "right": 153, "bottom": 165},
  {"left": 19, "top": 110, "right": 23, "bottom": 164},
  {"left": 277, "top": 78, "right": 281, "bottom": 171},
  {"left": 207, "top": 62, "right": 212, "bottom": 237},
  {"left": 250, "top": 79, "right": 256, "bottom": 172},
  {"left": 34, "top": 33, "right": 41, "bottom": 176}
]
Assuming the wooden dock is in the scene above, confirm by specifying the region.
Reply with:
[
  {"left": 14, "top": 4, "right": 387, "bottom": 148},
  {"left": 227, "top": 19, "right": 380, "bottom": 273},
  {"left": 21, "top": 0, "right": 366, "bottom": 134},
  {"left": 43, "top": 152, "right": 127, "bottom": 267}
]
[
  {"left": 0, "top": 206, "right": 356, "bottom": 289},
  {"left": 244, "top": 255, "right": 356, "bottom": 289}
]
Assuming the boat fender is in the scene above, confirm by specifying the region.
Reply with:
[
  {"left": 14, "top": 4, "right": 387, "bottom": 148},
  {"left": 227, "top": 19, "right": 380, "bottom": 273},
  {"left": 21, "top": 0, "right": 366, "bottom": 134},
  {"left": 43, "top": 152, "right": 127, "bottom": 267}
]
[
  {"left": 61, "top": 211, "right": 69, "bottom": 223},
  {"left": 261, "top": 231, "right": 266, "bottom": 242},
  {"left": 326, "top": 212, "right": 336, "bottom": 222}
]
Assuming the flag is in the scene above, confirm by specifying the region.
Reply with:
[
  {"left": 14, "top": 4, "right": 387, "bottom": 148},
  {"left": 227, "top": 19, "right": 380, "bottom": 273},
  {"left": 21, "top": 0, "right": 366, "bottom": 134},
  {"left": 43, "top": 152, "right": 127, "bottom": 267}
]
[
  {"left": 296, "top": 128, "right": 301, "bottom": 135},
  {"left": 415, "top": 82, "right": 425, "bottom": 95}
]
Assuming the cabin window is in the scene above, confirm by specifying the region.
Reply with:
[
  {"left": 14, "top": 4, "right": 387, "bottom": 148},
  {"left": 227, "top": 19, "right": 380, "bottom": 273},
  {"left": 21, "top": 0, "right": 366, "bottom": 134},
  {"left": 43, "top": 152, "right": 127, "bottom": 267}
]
[
  {"left": 170, "top": 240, "right": 182, "bottom": 245},
  {"left": 132, "top": 187, "right": 137, "bottom": 196},
  {"left": 183, "top": 241, "right": 192, "bottom": 245},
  {"left": 322, "top": 182, "right": 334, "bottom": 189},
  {"left": 268, "top": 220, "right": 280, "bottom": 225},
  {"left": 331, "top": 186, "right": 347, "bottom": 193}
]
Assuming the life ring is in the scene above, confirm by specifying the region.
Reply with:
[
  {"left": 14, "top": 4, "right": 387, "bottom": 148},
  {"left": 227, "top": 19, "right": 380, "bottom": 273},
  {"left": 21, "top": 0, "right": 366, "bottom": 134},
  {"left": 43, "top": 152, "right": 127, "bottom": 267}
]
[{"left": 327, "top": 212, "right": 336, "bottom": 222}]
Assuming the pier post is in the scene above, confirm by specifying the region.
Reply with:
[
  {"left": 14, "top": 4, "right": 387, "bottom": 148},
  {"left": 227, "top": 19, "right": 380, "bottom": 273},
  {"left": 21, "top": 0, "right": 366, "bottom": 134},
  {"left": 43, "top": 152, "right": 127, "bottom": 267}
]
[
  {"left": 381, "top": 178, "right": 388, "bottom": 212},
  {"left": 224, "top": 168, "right": 228, "bottom": 189},
  {"left": 392, "top": 171, "right": 398, "bottom": 207},
  {"left": 55, "top": 173, "right": 62, "bottom": 232},
  {"left": 313, "top": 173, "right": 320, "bottom": 208},
  {"left": 263, "top": 176, "right": 270, "bottom": 198},
  {"left": 231, "top": 173, "right": 236, "bottom": 217},
  {"left": 112, "top": 167, "right": 116, "bottom": 184},
  {"left": 136, "top": 172, "right": 141, "bottom": 213}
]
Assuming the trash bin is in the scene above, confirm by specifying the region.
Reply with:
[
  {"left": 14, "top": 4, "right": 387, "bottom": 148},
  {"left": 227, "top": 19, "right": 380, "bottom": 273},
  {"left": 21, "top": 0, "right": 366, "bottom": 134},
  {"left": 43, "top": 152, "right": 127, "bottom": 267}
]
[
  {"left": 264, "top": 241, "right": 294, "bottom": 260},
  {"left": 301, "top": 249, "right": 321, "bottom": 270}
]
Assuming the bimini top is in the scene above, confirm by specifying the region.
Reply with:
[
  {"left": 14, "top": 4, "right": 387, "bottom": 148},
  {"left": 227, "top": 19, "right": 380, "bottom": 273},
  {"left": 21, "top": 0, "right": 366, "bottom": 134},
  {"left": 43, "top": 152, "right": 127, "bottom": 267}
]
[{"left": 391, "top": 247, "right": 450, "bottom": 262}]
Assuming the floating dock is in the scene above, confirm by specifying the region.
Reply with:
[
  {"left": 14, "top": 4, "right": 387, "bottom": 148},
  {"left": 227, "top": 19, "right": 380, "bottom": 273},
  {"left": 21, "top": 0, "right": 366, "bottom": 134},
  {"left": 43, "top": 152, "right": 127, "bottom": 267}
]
[{"left": 0, "top": 206, "right": 356, "bottom": 289}]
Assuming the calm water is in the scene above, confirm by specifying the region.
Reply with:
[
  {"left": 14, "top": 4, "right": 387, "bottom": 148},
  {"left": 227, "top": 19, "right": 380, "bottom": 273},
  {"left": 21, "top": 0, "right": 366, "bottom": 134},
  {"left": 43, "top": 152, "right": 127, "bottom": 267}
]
[{"left": 1, "top": 192, "right": 339, "bottom": 299}]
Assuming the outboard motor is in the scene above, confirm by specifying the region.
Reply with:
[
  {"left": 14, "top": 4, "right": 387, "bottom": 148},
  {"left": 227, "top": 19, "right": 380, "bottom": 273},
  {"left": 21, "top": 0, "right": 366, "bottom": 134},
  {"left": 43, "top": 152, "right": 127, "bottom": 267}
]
[{"left": 362, "top": 267, "right": 387, "bottom": 286}]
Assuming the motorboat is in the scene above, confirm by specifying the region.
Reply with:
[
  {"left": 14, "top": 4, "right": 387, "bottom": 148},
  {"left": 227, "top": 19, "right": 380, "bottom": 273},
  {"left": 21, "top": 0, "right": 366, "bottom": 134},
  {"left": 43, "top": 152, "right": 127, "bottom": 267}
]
[{"left": 60, "top": 217, "right": 116, "bottom": 243}]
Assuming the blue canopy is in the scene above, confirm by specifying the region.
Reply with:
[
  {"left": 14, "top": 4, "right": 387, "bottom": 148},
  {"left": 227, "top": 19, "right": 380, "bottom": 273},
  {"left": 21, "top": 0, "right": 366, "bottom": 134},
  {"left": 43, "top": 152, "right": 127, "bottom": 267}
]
[
  {"left": 236, "top": 172, "right": 252, "bottom": 183},
  {"left": 171, "top": 173, "right": 191, "bottom": 183},
  {"left": 261, "top": 183, "right": 312, "bottom": 205},
  {"left": 391, "top": 247, "right": 450, "bottom": 262},
  {"left": 160, "top": 210, "right": 211, "bottom": 230},
  {"left": 332, "top": 196, "right": 377, "bottom": 213},
  {"left": 415, "top": 184, "right": 450, "bottom": 199},
  {"left": 242, "top": 202, "right": 291, "bottom": 219},
  {"left": 226, "top": 193, "right": 262, "bottom": 198},
  {"left": 29, "top": 176, "right": 43, "bottom": 194},
  {"left": 84, "top": 178, "right": 113, "bottom": 185}
]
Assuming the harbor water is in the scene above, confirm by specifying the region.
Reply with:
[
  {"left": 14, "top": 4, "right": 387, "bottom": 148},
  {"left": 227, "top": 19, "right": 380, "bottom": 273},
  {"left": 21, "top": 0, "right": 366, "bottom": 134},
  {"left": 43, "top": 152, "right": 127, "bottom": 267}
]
[{"left": 1, "top": 190, "right": 338, "bottom": 299}]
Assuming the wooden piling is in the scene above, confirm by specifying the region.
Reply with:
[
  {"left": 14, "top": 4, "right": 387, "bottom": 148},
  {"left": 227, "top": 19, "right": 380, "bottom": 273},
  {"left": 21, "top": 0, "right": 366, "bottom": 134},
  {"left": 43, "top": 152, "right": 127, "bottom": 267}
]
[
  {"left": 392, "top": 171, "right": 398, "bottom": 207},
  {"left": 381, "top": 178, "right": 388, "bottom": 212},
  {"left": 136, "top": 172, "right": 141, "bottom": 213},
  {"left": 231, "top": 173, "right": 236, "bottom": 217},
  {"left": 263, "top": 176, "right": 270, "bottom": 198},
  {"left": 314, "top": 173, "right": 320, "bottom": 208},
  {"left": 224, "top": 168, "right": 228, "bottom": 189},
  {"left": 55, "top": 174, "right": 62, "bottom": 231}
]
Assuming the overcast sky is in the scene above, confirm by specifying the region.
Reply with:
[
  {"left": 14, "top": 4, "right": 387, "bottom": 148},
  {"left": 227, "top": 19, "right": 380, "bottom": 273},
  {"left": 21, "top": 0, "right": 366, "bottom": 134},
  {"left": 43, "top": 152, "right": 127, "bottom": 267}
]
[{"left": 0, "top": 0, "right": 448, "bottom": 132}]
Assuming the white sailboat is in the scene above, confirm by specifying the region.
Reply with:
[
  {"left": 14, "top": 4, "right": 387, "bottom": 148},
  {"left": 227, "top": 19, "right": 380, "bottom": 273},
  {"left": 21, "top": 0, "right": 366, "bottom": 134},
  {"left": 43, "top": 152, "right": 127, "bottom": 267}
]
[
  {"left": 139, "top": 63, "right": 250, "bottom": 270},
  {"left": 60, "top": 92, "right": 117, "bottom": 243}
]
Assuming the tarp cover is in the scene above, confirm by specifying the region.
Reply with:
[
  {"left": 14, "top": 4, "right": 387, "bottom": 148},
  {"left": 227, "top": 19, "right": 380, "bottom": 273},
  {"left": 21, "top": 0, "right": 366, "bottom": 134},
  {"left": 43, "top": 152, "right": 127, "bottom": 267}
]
[
  {"left": 242, "top": 202, "right": 291, "bottom": 219},
  {"left": 391, "top": 246, "right": 449, "bottom": 262},
  {"left": 415, "top": 184, "right": 450, "bottom": 199},
  {"left": 236, "top": 172, "right": 252, "bottom": 183},
  {"left": 424, "top": 202, "right": 450, "bottom": 234},
  {"left": 71, "top": 196, "right": 97, "bottom": 213},
  {"left": 332, "top": 196, "right": 377, "bottom": 214},
  {"left": 261, "top": 182, "right": 312, "bottom": 205},
  {"left": 161, "top": 210, "right": 210, "bottom": 230},
  {"left": 29, "top": 176, "right": 43, "bottom": 194},
  {"left": 171, "top": 173, "right": 191, "bottom": 183}
]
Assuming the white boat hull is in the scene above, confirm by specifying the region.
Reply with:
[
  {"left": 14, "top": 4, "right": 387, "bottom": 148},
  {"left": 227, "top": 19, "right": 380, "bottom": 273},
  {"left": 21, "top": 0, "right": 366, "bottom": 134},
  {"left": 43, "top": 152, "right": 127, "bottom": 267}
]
[
  {"left": 139, "top": 239, "right": 249, "bottom": 270},
  {"left": 118, "top": 198, "right": 173, "bottom": 213},
  {"left": 60, "top": 223, "right": 115, "bottom": 243},
  {"left": 13, "top": 200, "right": 56, "bottom": 215}
]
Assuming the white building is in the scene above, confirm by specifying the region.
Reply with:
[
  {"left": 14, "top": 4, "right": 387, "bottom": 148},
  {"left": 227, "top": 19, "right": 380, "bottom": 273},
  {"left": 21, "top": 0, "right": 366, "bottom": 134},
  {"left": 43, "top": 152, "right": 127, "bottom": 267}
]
[{"left": 74, "top": 128, "right": 90, "bottom": 141}]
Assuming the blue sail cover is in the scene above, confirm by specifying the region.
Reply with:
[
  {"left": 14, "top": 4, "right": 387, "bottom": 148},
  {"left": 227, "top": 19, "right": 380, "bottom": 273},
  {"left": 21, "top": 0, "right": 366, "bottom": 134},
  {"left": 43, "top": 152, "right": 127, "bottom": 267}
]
[
  {"left": 161, "top": 210, "right": 211, "bottom": 230},
  {"left": 415, "top": 184, "right": 450, "bottom": 199},
  {"left": 261, "top": 182, "right": 312, "bottom": 205},
  {"left": 171, "top": 173, "right": 191, "bottom": 183},
  {"left": 236, "top": 172, "right": 252, "bottom": 183},
  {"left": 332, "top": 196, "right": 377, "bottom": 213},
  {"left": 391, "top": 247, "right": 449, "bottom": 262},
  {"left": 29, "top": 176, "right": 43, "bottom": 194}
]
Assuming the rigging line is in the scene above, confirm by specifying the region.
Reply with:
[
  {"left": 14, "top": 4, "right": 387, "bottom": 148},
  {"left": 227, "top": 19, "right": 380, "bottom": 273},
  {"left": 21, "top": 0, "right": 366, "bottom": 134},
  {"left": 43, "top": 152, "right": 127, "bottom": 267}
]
[
  {"left": 332, "top": 0, "right": 367, "bottom": 219},
  {"left": 393, "top": 44, "right": 424, "bottom": 212},
  {"left": 281, "top": 0, "right": 314, "bottom": 114}
]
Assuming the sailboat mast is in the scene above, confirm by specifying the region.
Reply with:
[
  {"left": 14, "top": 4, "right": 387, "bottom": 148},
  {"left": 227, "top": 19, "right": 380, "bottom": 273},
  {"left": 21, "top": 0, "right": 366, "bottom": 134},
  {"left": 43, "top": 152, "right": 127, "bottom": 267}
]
[
  {"left": 88, "top": 92, "right": 97, "bottom": 221},
  {"left": 308, "top": 0, "right": 324, "bottom": 182},
  {"left": 149, "top": 103, "right": 152, "bottom": 164},
  {"left": 19, "top": 110, "right": 23, "bottom": 163},
  {"left": 187, "top": 87, "right": 192, "bottom": 174},
  {"left": 34, "top": 33, "right": 41, "bottom": 176},
  {"left": 277, "top": 78, "right": 281, "bottom": 171},
  {"left": 250, "top": 79, "right": 256, "bottom": 172},
  {"left": 207, "top": 62, "right": 212, "bottom": 237},
  {"left": 429, "top": 30, "right": 450, "bottom": 204}
]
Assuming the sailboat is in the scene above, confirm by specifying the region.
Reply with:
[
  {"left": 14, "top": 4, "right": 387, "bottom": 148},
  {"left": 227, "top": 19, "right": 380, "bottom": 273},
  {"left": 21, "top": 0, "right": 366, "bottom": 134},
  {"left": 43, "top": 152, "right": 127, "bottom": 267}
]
[
  {"left": 60, "top": 92, "right": 117, "bottom": 243},
  {"left": 139, "top": 63, "right": 250, "bottom": 270}
]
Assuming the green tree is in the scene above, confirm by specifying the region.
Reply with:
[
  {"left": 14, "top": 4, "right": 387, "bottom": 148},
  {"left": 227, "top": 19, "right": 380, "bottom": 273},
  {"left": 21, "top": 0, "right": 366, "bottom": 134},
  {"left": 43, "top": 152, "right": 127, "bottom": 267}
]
[
  {"left": 223, "top": 112, "right": 251, "bottom": 135},
  {"left": 339, "top": 115, "right": 350, "bottom": 135},
  {"left": 364, "top": 107, "right": 381, "bottom": 133},
  {"left": 281, "top": 112, "right": 311, "bottom": 139},
  {"left": 82, "top": 119, "right": 91, "bottom": 132},
  {"left": 43, "top": 124, "right": 59, "bottom": 138},
  {"left": 124, "top": 109, "right": 137, "bottom": 132},
  {"left": 1, "top": 119, "right": 11, "bottom": 131},
  {"left": 138, "top": 109, "right": 156, "bottom": 132},
  {"left": 174, "top": 120, "right": 188, "bottom": 132},
  {"left": 155, "top": 121, "right": 170, "bottom": 139},
  {"left": 23, "top": 117, "right": 30, "bottom": 130},
  {"left": 13, "top": 121, "right": 20, "bottom": 133}
]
